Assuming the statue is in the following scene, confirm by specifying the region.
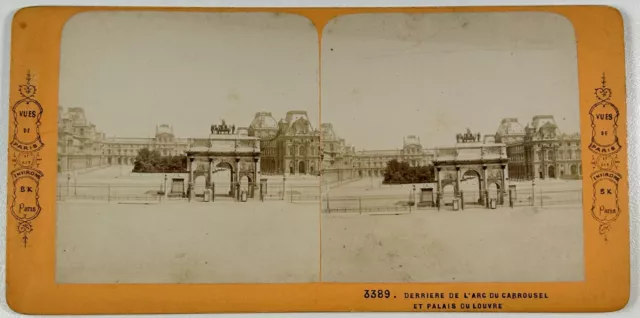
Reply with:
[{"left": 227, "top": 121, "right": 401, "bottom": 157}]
[{"left": 211, "top": 119, "right": 234, "bottom": 134}]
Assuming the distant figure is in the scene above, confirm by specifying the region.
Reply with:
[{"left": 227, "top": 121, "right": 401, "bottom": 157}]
[
  {"left": 477, "top": 133, "right": 481, "bottom": 142},
  {"left": 232, "top": 124, "right": 236, "bottom": 134}
]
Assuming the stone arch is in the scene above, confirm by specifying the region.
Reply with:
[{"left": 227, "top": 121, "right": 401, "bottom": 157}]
[
  {"left": 214, "top": 161, "right": 235, "bottom": 196},
  {"left": 461, "top": 168, "right": 482, "bottom": 180},
  {"left": 460, "top": 168, "right": 483, "bottom": 204},
  {"left": 214, "top": 161, "right": 234, "bottom": 182},
  {"left": 487, "top": 181, "right": 500, "bottom": 199},
  {"left": 441, "top": 179, "right": 455, "bottom": 188},
  {"left": 441, "top": 183, "right": 456, "bottom": 205},
  {"left": 193, "top": 174, "right": 207, "bottom": 196},
  {"left": 216, "top": 160, "right": 234, "bottom": 170},
  {"left": 239, "top": 174, "right": 252, "bottom": 191}
]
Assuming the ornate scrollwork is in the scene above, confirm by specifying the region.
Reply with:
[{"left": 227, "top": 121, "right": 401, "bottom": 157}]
[{"left": 10, "top": 71, "right": 45, "bottom": 247}]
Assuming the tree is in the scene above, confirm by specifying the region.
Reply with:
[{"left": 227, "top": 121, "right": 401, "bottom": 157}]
[
  {"left": 382, "top": 159, "right": 435, "bottom": 184},
  {"left": 133, "top": 148, "right": 187, "bottom": 173}
]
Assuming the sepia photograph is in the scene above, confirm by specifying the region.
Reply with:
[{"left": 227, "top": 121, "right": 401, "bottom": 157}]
[
  {"left": 320, "top": 12, "right": 585, "bottom": 282},
  {"left": 55, "top": 11, "right": 322, "bottom": 283}
]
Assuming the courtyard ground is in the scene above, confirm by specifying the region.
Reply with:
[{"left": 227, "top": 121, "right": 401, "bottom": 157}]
[
  {"left": 56, "top": 165, "right": 321, "bottom": 284},
  {"left": 56, "top": 200, "right": 320, "bottom": 283},
  {"left": 321, "top": 205, "right": 584, "bottom": 283},
  {"left": 56, "top": 166, "right": 586, "bottom": 284},
  {"left": 321, "top": 177, "right": 585, "bottom": 282}
]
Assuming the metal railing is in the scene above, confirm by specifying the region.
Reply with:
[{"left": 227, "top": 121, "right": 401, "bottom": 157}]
[
  {"left": 322, "top": 188, "right": 583, "bottom": 214},
  {"left": 323, "top": 194, "right": 416, "bottom": 214},
  {"left": 57, "top": 182, "right": 320, "bottom": 203}
]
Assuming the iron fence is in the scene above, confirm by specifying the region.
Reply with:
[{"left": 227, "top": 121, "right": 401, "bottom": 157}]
[
  {"left": 323, "top": 194, "right": 416, "bottom": 214},
  {"left": 322, "top": 188, "right": 583, "bottom": 213},
  {"left": 57, "top": 182, "right": 320, "bottom": 202}
]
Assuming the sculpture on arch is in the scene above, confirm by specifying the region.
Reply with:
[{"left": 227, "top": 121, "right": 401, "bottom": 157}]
[{"left": 211, "top": 119, "right": 233, "bottom": 134}]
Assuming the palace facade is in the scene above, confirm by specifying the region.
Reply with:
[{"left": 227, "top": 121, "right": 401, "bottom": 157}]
[
  {"left": 58, "top": 106, "right": 192, "bottom": 172},
  {"left": 322, "top": 133, "right": 436, "bottom": 182},
  {"left": 496, "top": 116, "right": 582, "bottom": 180},
  {"left": 321, "top": 115, "right": 582, "bottom": 183},
  {"left": 58, "top": 107, "right": 107, "bottom": 172},
  {"left": 57, "top": 107, "right": 323, "bottom": 176},
  {"left": 248, "top": 111, "right": 321, "bottom": 175},
  {"left": 58, "top": 106, "right": 582, "bottom": 181}
]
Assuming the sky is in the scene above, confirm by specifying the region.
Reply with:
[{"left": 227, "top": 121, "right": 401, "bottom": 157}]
[
  {"left": 59, "top": 11, "right": 319, "bottom": 138},
  {"left": 321, "top": 12, "right": 580, "bottom": 150},
  {"left": 59, "top": 11, "right": 579, "bottom": 149}
]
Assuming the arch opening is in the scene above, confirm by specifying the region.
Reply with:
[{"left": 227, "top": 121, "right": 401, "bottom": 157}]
[{"left": 460, "top": 169, "right": 482, "bottom": 204}]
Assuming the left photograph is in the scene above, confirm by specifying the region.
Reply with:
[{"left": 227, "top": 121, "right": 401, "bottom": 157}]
[{"left": 55, "top": 11, "right": 321, "bottom": 283}]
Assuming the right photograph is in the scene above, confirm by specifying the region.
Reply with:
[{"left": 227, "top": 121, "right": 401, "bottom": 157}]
[{"left": 320, "top": 12, "right": 584, "bottom": 283}]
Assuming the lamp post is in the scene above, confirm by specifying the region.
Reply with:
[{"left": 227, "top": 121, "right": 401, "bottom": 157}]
[
  {"left": 253, "top": 155, "right": 259, "bottom": 199},
  {"left": 282, "top": 174, "right": 286, "bottom": 200},
  {"left": 532, "top": 178, "right": 536, "bottom": 206},
  {"left": 412, "top": 184, "right": 416, "bottom": 206},
  {"left": 164, "top": 174, "right": 168, "bottom": 200}
]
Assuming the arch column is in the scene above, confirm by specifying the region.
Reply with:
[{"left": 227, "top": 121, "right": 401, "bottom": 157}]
[
  {"left": 482, "top": 165, "right": 488, "bottom": 206},
  {"left": 455, "top": 166, "right": 461, "bottom": 195},
  {"left": 207, "top": 157, "right": 213, "bottom": 188},
  {"left": 500, "top": 164, "right": 507, "bottom": 205},
  {"left": 188, "top": 156, "right": 195, "bottom": 201},
  {"left": 253, "top": 157, "right": 259, "bottom": 199},
  {"left": 435, "top": 167, "right": 442, "bottom": 208},
  {"left": 234, "top": 157, "right": 241, "bottom": 201}
]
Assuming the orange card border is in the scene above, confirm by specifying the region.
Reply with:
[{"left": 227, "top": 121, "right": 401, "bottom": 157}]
[{"left": 5, "top": 5, "right": 630, "bottom": 314}]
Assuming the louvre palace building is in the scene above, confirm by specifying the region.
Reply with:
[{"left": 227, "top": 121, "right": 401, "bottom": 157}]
[
  {"left": 57, "top": 107, "right": 323, "bottom": 176},
  {"left": 57, "top": 106, "right": 581, "bottom": 182}
]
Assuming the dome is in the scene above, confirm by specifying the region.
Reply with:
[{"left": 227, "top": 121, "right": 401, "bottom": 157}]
[
  {"left": 403, "top": 135, "right": 421, "bottom": 147},
  {"left": 496, "top": 118, "right": 525, "bottom": 136},
  {"left": 250, "top": 112, "right": 278, "bottom": 130},
  {"left": 156, "top": 124, "right": 173, "bottom": 135}
]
